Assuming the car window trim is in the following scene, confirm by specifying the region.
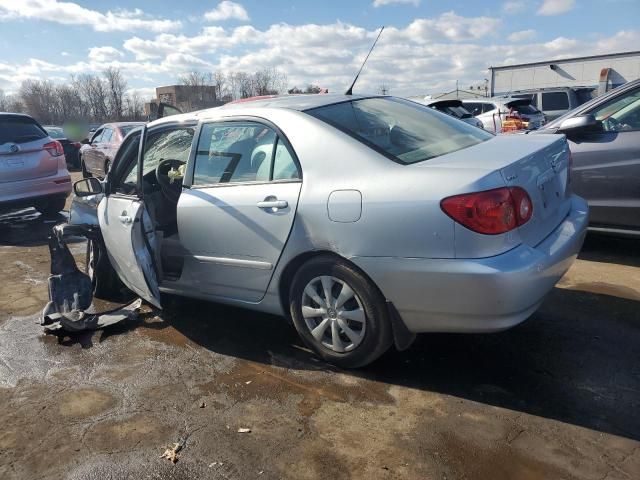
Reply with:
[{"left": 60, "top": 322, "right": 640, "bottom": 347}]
[{"left": 184, "top": 115, "right": 302, "bottom": 188}]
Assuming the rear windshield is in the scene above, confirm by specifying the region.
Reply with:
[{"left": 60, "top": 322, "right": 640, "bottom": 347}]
[
  {"left": 0, "top": 115, "right": 47, "bottom": 145},
  {"left": 120, "top": 125, "right": 141, "bottom": 137},
  {"left": 306, "top": 97, "right": 492, "bottom": 164}
]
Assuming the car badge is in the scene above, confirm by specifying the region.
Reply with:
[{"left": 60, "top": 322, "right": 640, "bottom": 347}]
[{"left": 9, "top": 144, "right": 19, "bottom": 153}]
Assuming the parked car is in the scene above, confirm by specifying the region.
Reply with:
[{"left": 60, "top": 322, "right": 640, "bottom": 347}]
[
  {"left": 66, "top": 94, "right": 587, "bottom": 367},
  {"left": 533, "top": 78, "right": 640, "bottom": 236},
  {"left": 80, "top": 122, "right": 144, "bottom": 178},
  {"left": 511, "top": 87, "right": 596, "bottom": 122},
  {"left": 463, "top": 97, "right": 545, "bottom": 133},
  {"left": 0, "top": 113, "right": 71, "bottom": 216},
  {"left": 418, "top": 99, "right": 484, "bottom": 129},
  {"left": 43, "top": 125, "right": 82, "bottom": 169}
]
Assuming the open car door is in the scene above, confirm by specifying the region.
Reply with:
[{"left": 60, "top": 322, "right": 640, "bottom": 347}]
[{"left": 98, "top": 125, "right": 162, "bottom": 308}]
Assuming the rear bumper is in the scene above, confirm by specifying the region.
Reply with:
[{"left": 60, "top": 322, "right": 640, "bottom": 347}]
[
  {"left": 351, "top": 195, "right": 589, "bottom": 333},
  {"left": 0, "top": 170, "right": 71, "bottom": 207}
]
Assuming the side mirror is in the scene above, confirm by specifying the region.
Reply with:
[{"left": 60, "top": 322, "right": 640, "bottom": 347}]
[
  {"left": 73, "top": 177, "right": 103, "bottom": 197},
  {"left": 81, "top": 138, "right": 90, "bottom": 145},
  {"left": 558, "top": 114, "right": 599, "bottom": 133}
]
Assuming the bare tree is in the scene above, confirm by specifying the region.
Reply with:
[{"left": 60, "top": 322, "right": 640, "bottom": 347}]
[
  {"left": 178, "top": 71, "right": 212, "bottom": 87},
  {"left": 104, "top": 67, "right": 127, "bottom": 121}
]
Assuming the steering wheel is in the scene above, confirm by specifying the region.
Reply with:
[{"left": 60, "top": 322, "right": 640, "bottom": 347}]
[{"left": 155, "top": 159, "right": 186, "bottom": 203}]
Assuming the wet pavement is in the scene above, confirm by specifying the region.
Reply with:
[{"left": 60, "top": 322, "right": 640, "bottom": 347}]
[{"left": 0, "top": 181, "right": 639, "bottom": 479}]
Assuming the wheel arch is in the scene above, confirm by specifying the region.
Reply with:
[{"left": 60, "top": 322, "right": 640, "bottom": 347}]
[
  {"left": 278, "top": 249, "right": 416, "bottom": 354},
  {"left": 278, "top": 250, "right": 378, "bottom": 316}
]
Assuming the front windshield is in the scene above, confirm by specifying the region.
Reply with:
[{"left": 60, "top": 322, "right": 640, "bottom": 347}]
[{"left": 307, "top": 97, "right": 492, "bottom": 165}]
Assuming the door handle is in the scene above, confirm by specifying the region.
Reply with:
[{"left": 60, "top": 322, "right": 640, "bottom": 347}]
[
  {"left": 257, "top": 198, "right": 288, "bottom": 210},
  {"left": 118, "top": 214, "right": 133, "bottom": 225}
]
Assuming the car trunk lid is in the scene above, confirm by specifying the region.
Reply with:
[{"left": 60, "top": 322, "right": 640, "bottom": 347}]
[
  {"left": 0, "top": 139, "right": 58, "bottom": 182},
  {"left": 500, "top": 136, "right": 571, "bottom": 247},
  {"left": 416, "top": 134, "right": 572, "bottom": 249}
]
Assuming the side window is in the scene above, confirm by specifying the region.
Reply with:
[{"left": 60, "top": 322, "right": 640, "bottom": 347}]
[
  {"left": 483, "top": 103, "right": 497, "bottom": 113},
  {"left": 122, "top": 127, "right": 195, "bottom": 186},
  {"left": 193, "top": 122, "right": 299, "bottom": 186},
  {"left": 465, "top": 103, "right": 482, "bottom": 116},
  {"left": 272, "top": 139, "right": 300, "bottom": 181},
  {"left": 101, "top": 128, "right": 114, "bottom": 143},
  {"left": 91, "top": 129, "right": 104, "bottom": 145},
  {"left": 590, "top": 87, "right": 640, "bottom": 132},
  {"left": 542, "top": 92, "right": 570, "bottom": 111}
]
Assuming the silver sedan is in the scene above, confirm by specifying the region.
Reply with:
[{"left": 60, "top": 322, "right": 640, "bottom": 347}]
[{"left": 67, "top": 94, "right": 588, "bottom": 367}]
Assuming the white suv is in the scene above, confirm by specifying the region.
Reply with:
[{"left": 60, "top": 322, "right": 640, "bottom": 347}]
[
  {"left": 0, "top": 113, "right": 71, "bottom": 216},
  {"left": 462, "top": 97, "right": 545, "bottom": 133}
]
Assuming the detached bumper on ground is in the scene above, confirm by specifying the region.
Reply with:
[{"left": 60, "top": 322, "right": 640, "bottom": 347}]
[{"left": 353, "top": 195, "right": 589, "bottom": 333}]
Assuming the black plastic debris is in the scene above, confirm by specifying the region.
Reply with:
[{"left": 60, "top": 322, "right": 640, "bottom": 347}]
[{"left": 41, "top": 224, "right": 141, "bottom": 332}]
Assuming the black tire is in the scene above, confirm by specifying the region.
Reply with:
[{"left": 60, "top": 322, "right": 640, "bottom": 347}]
[
  {"left": 34, "top": 196, "right": 66, "bottom": 218},
  {"left": 289, "top": 256, "right": 393, "bottom": 368},
  {"left": 85, "top": 237, "right": 129, "bottom": 301}
]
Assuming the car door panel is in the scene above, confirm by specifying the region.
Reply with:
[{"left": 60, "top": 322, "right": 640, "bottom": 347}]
[
  {"left": 177, "top": 182, "right": 301, "bottom": 302},
  {"left": 98, "top": 194, "right": 161, "bottom": 307},
  {"left": 570, "top": 130, "right": 640, "bottom": 229}
]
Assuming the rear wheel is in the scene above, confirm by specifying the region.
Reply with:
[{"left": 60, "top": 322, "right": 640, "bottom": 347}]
[
  {"left": 289, "top": 256, "right": 393, "bottom": 368},
  {"left": 35, "top": 196, "right": 66, "bottom": 218}
]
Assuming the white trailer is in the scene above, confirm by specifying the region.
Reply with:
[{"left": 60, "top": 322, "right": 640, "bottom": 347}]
[{"left": 490, "top": 50, "right": 640, "bottom": 96}]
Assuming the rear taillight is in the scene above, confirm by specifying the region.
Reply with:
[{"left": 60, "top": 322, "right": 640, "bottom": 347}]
[
  {"left": 441, "top": 187, "right": 533, "bottom": 235},
  {"left": 72, "top": 142, "right": 82, "bottom": 149},
  {"left": 43, "top": 140, "right": 64, "bottom": 157}
]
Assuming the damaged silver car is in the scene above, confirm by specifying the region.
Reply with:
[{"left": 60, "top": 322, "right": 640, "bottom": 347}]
[{"left": 49, "top": 94, "right": 588, "bottom": 368}]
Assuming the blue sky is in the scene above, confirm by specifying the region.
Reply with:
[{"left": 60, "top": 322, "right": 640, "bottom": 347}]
[{"left": 1, "top": 0, "right": 639, "bottom": 97}]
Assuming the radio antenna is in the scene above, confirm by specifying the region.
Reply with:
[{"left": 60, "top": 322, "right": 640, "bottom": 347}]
[{"left": 345, "top": 26, "right": 385, "bottom": 95}]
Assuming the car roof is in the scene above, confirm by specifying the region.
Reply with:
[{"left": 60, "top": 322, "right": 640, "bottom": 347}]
[
  {"left": 219, "top": 93, "right": 376, "bottom": 112},
  {"left": 102, "top": 122, "right": 145, "bottom": 127},
  {"left": 150, "top": 93, "right": 384, "bottom": 127},
  {"left": 0, "top": 112, "right": 35, "bottom": 118}
]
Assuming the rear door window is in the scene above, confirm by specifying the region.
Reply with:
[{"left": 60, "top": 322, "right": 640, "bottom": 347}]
[
  {"left": 101, "top": 128, "right": 114, "bottom": 143},
  {"left": 542, "top": 92, "right": 570, "bottom": 111},
  {"left": 0, "top": 115, "right": 47, "bottom": 144}
]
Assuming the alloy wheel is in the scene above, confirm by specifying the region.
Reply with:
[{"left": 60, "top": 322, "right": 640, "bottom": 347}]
[{"left": 301, "top": 275, "right": 366, "bottom": 353}]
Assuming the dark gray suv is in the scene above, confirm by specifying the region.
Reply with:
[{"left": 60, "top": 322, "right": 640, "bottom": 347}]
[{"left": 535, "top": 79, "right": 640, "bottom": 236}]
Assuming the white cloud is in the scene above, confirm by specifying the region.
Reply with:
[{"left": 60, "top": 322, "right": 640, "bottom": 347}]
[
  {"left": 88, "top": 46, "right": 124, "bottom": 62},
  {"left": 204, "top": 1, "right": 249, "bottom": 22},
  {"left": 538, "top": 0, "right": 575, "bottom": 15},
  {"left": 507, "top": 29, "right": 537, "bottom": 42},
  {"left": 373, "top": 0, "right": 420, "bottom": 6},
  {"left": 0, "top": 0, "right": 181, "bottom": 32},
  {"left": 1, "top": 10, "right": 638, "bottom": 99},
  {"left": 502, "top": 1, "right": 526, "bottom": 14}
]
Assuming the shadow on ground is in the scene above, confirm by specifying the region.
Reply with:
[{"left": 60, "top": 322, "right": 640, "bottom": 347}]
[{"left": 0, "top": 208, "right": 70, "bottom": 247}]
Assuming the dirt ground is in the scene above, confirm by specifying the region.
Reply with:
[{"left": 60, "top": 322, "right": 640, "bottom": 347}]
[{"left": 0, "top": 174, "right": 638, "bottom": 479}]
